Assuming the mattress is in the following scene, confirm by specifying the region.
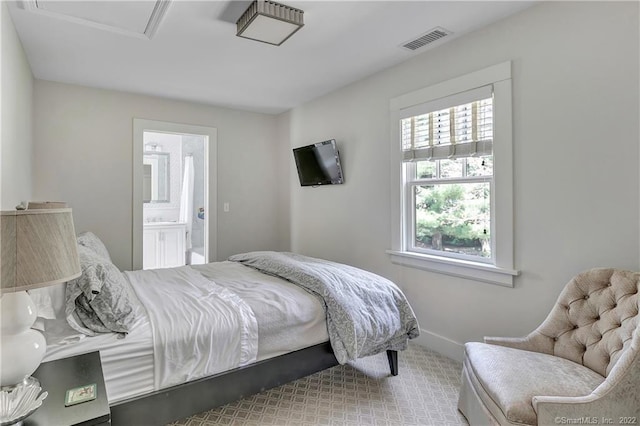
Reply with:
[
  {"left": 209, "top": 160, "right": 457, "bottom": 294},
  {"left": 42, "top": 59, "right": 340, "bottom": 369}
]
[{"left": 42, "top": 261, "right": 328, "bottom": 404}]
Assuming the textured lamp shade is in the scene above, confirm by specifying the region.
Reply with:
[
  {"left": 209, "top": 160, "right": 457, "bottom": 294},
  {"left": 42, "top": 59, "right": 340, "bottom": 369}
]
[
  {"left": 236, "top": 0, "right": 304, "bottom": 46},
  {"left": 1, "top": 208, "right": 81, "bottom": 293},
  {"left": 0, "top": 208, "right": 81, "bottom": 386}
]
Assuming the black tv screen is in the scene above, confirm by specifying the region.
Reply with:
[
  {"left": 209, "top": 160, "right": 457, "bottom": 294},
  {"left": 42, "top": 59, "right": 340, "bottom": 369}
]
[{"left": 293, "top": 140, "right": 344, "bottom": 187}]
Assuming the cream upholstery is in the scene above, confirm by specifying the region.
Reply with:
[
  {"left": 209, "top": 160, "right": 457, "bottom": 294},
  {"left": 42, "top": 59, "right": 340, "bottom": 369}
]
[{"left": 458, "top": 268, "right": 640, "bottom": 425}]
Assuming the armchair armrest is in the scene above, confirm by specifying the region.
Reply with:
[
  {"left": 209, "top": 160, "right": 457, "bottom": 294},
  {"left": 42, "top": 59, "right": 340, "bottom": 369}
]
[
  {"left": 534, "top": 393, "right": 639, "bottom": 425},
  {"left": 534, "top": 348, "right": 640, "bottom": 425},
  {"left": 484, "top": 334, "right": 554, "bottom": 355},
  {"left": 484, "top": 336, "right": 533, "bottom": 349}
]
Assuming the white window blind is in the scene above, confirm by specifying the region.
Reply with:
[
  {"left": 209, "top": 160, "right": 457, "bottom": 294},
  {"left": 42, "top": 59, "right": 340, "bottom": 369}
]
[{"left": 401, "top": 85, "right": 493, "bottom": 162}]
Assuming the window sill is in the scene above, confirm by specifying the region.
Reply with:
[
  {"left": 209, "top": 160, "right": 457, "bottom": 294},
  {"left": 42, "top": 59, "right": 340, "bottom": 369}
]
[{"left": 386, "top": 250, "right": 518, "bottom": 287}]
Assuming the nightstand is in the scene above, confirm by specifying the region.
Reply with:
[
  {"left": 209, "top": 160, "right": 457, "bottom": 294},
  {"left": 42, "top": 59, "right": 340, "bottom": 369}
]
[{"left": 24, "top": 351, "right": 110, "bottom": 426}]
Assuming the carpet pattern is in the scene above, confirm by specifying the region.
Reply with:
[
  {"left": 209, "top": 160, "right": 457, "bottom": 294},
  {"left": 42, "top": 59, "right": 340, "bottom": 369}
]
[{"left": 169, "top": 343, "right": 468, "bottom": 425}]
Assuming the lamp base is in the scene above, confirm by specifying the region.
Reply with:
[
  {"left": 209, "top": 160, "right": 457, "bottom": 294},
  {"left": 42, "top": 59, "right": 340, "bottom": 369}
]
[{"left": 0, "top": 292, "right": 46, "bottom": 387}]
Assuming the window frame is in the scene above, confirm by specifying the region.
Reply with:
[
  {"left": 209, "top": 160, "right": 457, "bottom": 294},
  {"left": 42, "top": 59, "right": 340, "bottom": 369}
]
[{"left": 388, "top": 62, "right": 518, "bottom": 287}]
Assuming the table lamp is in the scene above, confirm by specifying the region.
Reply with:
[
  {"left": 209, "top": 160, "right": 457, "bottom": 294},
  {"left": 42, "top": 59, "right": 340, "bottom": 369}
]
[{"left": 0, "top": 208, "right": 81, "bottom": 386}]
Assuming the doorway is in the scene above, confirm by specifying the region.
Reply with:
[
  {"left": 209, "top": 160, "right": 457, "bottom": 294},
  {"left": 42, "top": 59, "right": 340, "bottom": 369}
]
[{"left": 133, "top": 119, "right": 217, "bottom": 270}]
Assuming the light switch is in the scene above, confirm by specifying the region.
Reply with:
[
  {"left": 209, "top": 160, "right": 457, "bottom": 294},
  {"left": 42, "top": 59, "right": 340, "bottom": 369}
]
[{"left": 223, "top": 202, "right": 230, "bottom": 212}]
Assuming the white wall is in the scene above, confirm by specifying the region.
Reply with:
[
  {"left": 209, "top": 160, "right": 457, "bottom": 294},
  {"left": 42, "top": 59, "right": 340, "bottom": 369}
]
[
  {"left": 33, "top": 81, "right": 288, "bottom": 270},
  {"left": 275, "top": 110, "right": 292, "bottom": 250},
  {"left": 284, "top": 2, "right": 640, "bottom": 360},
  {"left": 1, "top": 2, "right": 33, "bottom": 209}
]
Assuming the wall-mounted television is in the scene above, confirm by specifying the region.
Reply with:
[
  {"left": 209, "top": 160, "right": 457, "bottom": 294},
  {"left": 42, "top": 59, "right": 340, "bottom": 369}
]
[{"left": 293, "top": 139, "right": 344, "bottom": 187}]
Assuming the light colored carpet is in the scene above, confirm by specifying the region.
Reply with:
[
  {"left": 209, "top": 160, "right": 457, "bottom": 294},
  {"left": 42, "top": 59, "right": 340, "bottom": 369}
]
[{"left": 169, "top": 343, "right": 468, "bottom": 426}]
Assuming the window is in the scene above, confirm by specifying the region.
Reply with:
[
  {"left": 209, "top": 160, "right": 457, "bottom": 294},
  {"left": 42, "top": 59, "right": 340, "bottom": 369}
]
[
  {"left": 388, "top": 62, "right": 518, "bottom": 286},
  {"left": 403, "top": 92, "right": 493, "bottom": 262}
]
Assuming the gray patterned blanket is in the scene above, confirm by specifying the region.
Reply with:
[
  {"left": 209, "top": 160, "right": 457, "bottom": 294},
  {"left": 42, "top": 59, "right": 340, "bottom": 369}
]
[{"left": 228, "top": 251, "right": 420, "bottom": 364}]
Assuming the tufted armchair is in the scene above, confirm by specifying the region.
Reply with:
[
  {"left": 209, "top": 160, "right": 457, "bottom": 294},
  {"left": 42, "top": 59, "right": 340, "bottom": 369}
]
[{"left": 458, "top": 268, "right": 640, "bottom": 425}]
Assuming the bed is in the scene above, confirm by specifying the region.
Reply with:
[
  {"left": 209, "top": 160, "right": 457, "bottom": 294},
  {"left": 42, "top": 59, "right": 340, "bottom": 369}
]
[{"left": 31, "top": 233, "right": 419, "bottom": 425}]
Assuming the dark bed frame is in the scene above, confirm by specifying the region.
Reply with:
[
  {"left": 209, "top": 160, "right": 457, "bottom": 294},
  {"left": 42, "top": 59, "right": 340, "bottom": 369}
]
[{"left": 110, "top": 342, "right": 399, "bottom": 425}]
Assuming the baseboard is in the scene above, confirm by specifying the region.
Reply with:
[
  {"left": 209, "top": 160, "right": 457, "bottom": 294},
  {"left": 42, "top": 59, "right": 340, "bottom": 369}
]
[{"left": 412, "top": 328, "right": 464, "bottom": 363}]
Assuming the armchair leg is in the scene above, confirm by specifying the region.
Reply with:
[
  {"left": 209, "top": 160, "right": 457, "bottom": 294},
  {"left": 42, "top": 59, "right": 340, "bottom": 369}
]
[{"left": 387, "top": 350, "right": 398, "bottom": 376}]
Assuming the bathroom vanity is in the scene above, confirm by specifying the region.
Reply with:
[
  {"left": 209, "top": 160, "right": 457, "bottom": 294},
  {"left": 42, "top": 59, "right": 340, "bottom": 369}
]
[{"left": 143, "top": 222, "right": 186, "bottom": 270}]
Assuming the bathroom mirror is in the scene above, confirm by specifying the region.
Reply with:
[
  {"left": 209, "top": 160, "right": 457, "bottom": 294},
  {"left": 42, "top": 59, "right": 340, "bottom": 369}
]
[{"left": 143, "top": 152, "right": 170, "bottom": 203}]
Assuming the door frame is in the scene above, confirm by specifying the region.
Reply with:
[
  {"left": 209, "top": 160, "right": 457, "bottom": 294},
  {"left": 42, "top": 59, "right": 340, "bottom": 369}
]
[{"left": 132, "top": 119, "right": 217, "bottom": 270}]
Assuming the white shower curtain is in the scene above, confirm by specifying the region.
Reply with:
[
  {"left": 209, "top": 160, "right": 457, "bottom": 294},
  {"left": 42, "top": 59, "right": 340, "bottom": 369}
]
[{"left": 179, "top": 155, "right": 194, "bottom": 252}]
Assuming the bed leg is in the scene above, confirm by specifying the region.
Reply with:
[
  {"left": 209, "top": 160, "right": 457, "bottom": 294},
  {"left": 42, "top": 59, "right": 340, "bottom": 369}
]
[{"left": 386, "top": 350, "right": 398, "bottom": 376}]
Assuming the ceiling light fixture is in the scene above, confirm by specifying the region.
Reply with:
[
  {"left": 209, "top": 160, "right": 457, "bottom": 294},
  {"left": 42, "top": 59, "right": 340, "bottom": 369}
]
[{"left": 236, "top": 0, "right": 304, "bottom": 46}]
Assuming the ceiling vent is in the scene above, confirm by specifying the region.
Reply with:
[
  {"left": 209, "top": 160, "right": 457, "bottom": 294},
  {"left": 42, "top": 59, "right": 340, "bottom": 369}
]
[{"left": 401, "top": 27, "right": 452, "bottom": 51}]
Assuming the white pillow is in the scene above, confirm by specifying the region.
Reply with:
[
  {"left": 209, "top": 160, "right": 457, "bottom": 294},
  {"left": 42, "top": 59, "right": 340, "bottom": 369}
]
[
  {"left": 76, "top": 232, "right": 112, "bottom": 262},
  {"left": 65, "top": 245, "right": 135, "bottom": 335},
  {"left": 28, "top": 282, "right": 67, "bottom": 320},
  {"left": 29, "top": 233, "right": 111, "bottom": 322}
]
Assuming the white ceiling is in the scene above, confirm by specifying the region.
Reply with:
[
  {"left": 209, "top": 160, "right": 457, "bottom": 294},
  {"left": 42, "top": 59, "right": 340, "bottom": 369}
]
[{"left": 8, "top": 1, "right": 535, "bottom": 114}]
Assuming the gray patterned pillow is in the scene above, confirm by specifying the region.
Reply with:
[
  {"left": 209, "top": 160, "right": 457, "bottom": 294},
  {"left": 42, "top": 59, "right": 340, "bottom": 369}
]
[
  {"left": 65, "top": 245, "right": 135, "bottom": 336},
  {"left": 76, "top": 231, "right": 112, "bottom": 262}
]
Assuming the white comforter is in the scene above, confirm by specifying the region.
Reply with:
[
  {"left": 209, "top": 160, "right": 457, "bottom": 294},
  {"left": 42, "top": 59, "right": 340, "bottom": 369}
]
[{"left": 125, "top": 266, "right": 258, "bottom": 389}]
